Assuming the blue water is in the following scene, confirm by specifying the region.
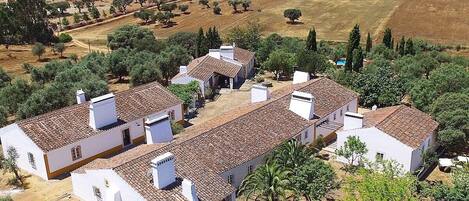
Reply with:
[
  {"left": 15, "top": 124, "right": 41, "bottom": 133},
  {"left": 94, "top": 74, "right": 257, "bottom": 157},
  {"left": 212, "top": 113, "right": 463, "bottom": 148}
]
[{"left": 336, "top": 59, "right": 346, "bottom": 66}]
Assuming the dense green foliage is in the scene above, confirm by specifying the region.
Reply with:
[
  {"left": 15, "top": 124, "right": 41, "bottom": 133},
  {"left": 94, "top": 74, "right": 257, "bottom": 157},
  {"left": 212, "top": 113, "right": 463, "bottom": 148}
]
[
  {"left": 0, "top": 0, "right": 54, "bottom": 46},
  {"left": 345, "top": 24, "right": 361, "bottom": 71},
  {"left": 0, "top": 67, "right": 11, "bottom": 88},
  {"left": 239, "top": 140, "right": 336, "bottom": 201},
  {"left": 225, "top": 22, "right": 261, "bottom": 51},
  {"left": 107, "top": 25, "right": 161, "bottom": 52},
  {"left": 336, "top": 136, "right": 368, "bottom": 171},
  {"left": 306, "top": 28, "right": 317, "bottom": 51},
  {"left": 168, "top": 81, "right": 200, "bottom": 106},
  {"left": 283, "top": 9, "right": 302, "bottom": 23}
]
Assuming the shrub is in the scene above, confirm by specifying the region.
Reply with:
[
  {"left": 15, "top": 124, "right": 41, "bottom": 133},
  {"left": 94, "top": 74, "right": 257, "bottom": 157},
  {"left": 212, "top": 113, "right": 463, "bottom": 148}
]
[
  {"left": 21, "top": 63, "right": 34, "bottom": 73},
  {"left": 171, "top": 122, "right": 184, "bottom": 135},
  {"left": 58, "top": 33, "right": 73, "bottom": 43},
  {"left": 213, "top": 5, "right": 221, "bottom": 14}
]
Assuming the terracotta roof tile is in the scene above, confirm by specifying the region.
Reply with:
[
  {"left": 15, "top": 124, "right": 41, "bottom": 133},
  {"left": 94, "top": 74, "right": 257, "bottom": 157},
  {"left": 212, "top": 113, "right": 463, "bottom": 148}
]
[
  {"left": 234, "top": 47, "right": 255, "bottom": 66},
  {"left": 78, "top": 78, "right": 358, "bottom": 200},
  {"left": 17, "top": 82, "right": 182, "bottom": 151},
  {"left": 185, "top": 56, "right": 241, "bottom": 81},
  {"left": 363, "top": 105, "right": 439, "bottom": 148}
]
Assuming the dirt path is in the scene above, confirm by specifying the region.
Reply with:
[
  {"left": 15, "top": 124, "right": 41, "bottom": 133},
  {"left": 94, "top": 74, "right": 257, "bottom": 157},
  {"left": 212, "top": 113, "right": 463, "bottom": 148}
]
[{"left": 72, "top": 39, "right": 108, "bottom": 53}]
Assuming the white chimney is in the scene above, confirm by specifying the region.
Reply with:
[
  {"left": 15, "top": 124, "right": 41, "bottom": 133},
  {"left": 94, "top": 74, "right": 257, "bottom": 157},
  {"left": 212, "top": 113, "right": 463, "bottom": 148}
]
[
  {"left": 289, "top": 91, "right": 315, "bottom": 120},
  {"left": 343, "top": 112, "right": 363, "bottom": 130},
  {"left": 220, "top": 45, "right": 234, "bottom": 60},
  {"left": 251, "top": 85, "right": 270, "bottom": 103},
  {"left": 182, "top": 179, "right": 198, "bottom": 201},
  {"left": 179, "top": 66, "right": 188, "bottom": 74},
  {"left": 145, "top": 115, "right": 173, "bottom": 144},
  {"left": 292, "top": 71, "right": 310, "bottom": 84},
  {"left": 151, "top": 152, "right": 176, "bottom": 189},
  {"left": 76, "top": 89, "right": 86, "bottom": 104},
  {"left": 372, "top": 105, "right": 378, "bottom": 111},
  {"left": 208, "top": 49, "right": 221, "bottom": 59},
  {"left": 89, "top": 93, "right": 118, "bottom": 130}
]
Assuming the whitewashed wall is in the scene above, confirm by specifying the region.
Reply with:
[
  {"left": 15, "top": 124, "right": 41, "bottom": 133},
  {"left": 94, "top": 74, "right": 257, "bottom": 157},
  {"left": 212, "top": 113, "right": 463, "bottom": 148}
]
[
  {"left": 0, "top": 124, "right": 48, "bottom": 180},
  {"left": 72, "top": 169, "right": 144, "bottom": 201},
  {"left": 46, "top": 119, "right": 145, "bottom": 173},
  {"left": 410, "top": 133, "right": 436, "bottom": 171},
  {"left": 47, "top": 104, "right": 182, "bottom": 175},
  {"left": 336, "top": 127, "right": 415, "bottom": 171},
  {"left": 220, "top": 152, "right": 268, "bottom": 189},
  {"left": 315, "top": 98, "right": 358, "bottom": 139}
]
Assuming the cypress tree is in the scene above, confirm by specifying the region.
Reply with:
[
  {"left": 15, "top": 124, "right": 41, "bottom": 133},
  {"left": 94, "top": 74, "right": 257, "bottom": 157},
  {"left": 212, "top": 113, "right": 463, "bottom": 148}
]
[
  {"left": 306, "top": 28, "right": 317, "bottom": 51},
  {"left": 352, "top": 46, "right": 364, "bottom": 72},
  {"left": 345, "top": 24, "right": 361, "bottom": 71},
  {"left": 395, "top": 42, "right": 399, "bottom": 53},
  {"left": 391, "top": 37, "right": 394, "bottom": 49},
  {"left": 365, "top": 32, "right": 372, "bottom": 52},
  {"left": 212, "top": 26, "right": 222, "bottom": 48},
  {"left": 196, "top": 27, "right": 208, "bottom": 57},
  {"left": 206, "top": 27, "right": 214, "bottom": 49},
  {"left": 382, "top": 28, "right": 392, "bottom": 49},
  {"left": 405, "top": 38, "right": 415, "bottom": 55},
  {"left": 398, "top": 36, "right": 406, "bottom": 56}
]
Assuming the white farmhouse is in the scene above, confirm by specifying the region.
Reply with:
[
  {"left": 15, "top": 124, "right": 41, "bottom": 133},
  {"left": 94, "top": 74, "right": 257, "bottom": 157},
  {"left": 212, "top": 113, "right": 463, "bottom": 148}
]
[
  {"left": 171, "top": 45, "right": 255, "bottom": 95},
  {"left": 0, "top": 81, "right": 183, "bottom": 180},
  {"left": 72, "top": 77, "right": 359, "bottom": 201},
  {"left": 336, "top": 105, "right": 439, "bottom": 172}
]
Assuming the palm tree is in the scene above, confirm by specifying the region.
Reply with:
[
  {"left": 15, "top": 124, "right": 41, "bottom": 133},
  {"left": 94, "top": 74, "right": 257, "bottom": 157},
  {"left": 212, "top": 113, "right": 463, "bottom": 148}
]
[
  {"left": 238, "top": 160, "right": 293, "bottom": 201},
  {"left": 269, "top": 139, "right": 314, "bottom": 169}
]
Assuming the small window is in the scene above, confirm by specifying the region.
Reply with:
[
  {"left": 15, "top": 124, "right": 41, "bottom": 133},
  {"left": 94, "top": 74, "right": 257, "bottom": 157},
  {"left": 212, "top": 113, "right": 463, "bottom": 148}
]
[
  {"left": 167, "top": 110, "right": 175, "bottom": 120},
  {"left": 227, "top": 174, "right": 234, "bottom": 184},
  {"left": 71, "top": 146, "right": 82, "bottom": 161},
  {"left": 340, "top": 109, "right": 343, "bottom": 116},
  {"left": 304, "top": 130, "right": 309, "bottom": 139},
  {"left": 93, "top": 186, "right": 102, "bottom": 201},
  {"left": 248, "top": 165, "right": 253, "bottom": 174},
  {"left": 346, "top": 105, "right": 350, "bottom": 111},
  {"left": 376, "top": 152, "right": 384, "bottom": 162},
  {"left": 333, "top": 113, "right": 337, "bottom": 120},
  {"left": 28, "top": 152, "right": 36, "bottom": 169}
]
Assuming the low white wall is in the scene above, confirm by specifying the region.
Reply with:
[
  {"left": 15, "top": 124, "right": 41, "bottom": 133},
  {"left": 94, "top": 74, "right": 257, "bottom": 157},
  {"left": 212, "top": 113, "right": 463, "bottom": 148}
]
[
  {"left": 72, "top": 169, "right": 144, "bottom": 201},
  {"left": 336, "top": 127, "right": 414, "bottom": 171},
  {"left": 0, "top": 124, "right": 48, "bottom": 180}
]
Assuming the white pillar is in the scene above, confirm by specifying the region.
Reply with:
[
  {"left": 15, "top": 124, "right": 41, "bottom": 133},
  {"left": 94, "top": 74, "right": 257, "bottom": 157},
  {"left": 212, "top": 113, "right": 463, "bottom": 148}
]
[{"left": 230, "top": 78, "right": 234, "bottom": 90}]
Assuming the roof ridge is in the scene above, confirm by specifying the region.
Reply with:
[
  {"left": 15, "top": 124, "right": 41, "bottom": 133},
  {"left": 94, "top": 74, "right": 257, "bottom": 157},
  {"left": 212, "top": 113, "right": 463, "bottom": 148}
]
[
  {"left": 111, "top": 78, "right": 325, "bottom": 170},
  {"left": 375, "top": 105, "right": 404, "bottom": 126}
]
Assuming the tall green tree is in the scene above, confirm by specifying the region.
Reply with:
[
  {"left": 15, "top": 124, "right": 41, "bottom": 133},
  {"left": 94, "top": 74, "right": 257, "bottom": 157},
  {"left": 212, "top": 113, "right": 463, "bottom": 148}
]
[
  {"left": 352, "top": 46, "right": 364, "bottom": 72},
  {"left": 405, "top": 38, "right": 415, "bottom": 55},
  {"left": 345, "top": 24, "right": 361, "bottom": 71},
  {"left": 158, "top": 45, "right": 192, "bottom": 84},
  {"left": 7, "top": 0, "right": 54, "bottom": 43},
  {"left": 130, "top": 62, "right": 162, "bottom": 86},
  {"left": 238, "top": 160, "right": 292, "bottom": 201},
  {"left": 0, "top": 79, "right": 32, "bottom": 114},
  {"left": 225, "top": 22, "right": 261, "bottom": 51},
  {"left": 107, "top": 25, "right": 160, "bottom": 52},
  {"left": 382, "top": 28, "right": 392, "bottom": 49},
  {"left": 292, "top": 159, "right": 336, "bottom": 201},
  {"left": 195, "top": 27, "right": 208, "bottom": 57},
  {"left": 306, "top": 28, "right": 317, "bottom": 51},
  {"left": 365, "top": 32, "right": 372, "bottom": 52},
  {"left": 269, "top": 140, "right": 313, "bottom": 169},
  {"left": 296, "top": 50, "right": 328, "bottom": 77},
  {"left": 263, "top": 49, "right": 295, "bottom": 79},
  {"left": 398, "top": 36, "right": 406, "bottom": 56}
]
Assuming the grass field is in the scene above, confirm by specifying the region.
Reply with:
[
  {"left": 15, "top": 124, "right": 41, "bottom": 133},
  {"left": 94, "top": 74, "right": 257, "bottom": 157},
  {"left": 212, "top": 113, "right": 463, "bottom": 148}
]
[
  {"left": 385, "top": 0, "right": 469, "bottom": 46},
  {"left": 68, "top": 0, "right": 400, "bottom": 49}
]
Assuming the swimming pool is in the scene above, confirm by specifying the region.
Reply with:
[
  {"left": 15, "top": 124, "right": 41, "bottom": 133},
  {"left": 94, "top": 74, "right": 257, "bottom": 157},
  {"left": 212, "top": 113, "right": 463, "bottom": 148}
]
[{"left": 336, "top": 59, "right": 346, "bottom": 66}]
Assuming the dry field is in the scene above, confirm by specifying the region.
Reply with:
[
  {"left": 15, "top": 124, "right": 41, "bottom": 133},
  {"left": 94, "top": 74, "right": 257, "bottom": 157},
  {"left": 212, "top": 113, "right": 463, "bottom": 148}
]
[
  {"left": 68, "top": 0, "right": 400, "bottom": 49},
  {"left": 0, "top": 44, "right": 90, "bottom": 80},
  {"left": 385, "top": 0, "right": 469, "bottom": 46}
]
